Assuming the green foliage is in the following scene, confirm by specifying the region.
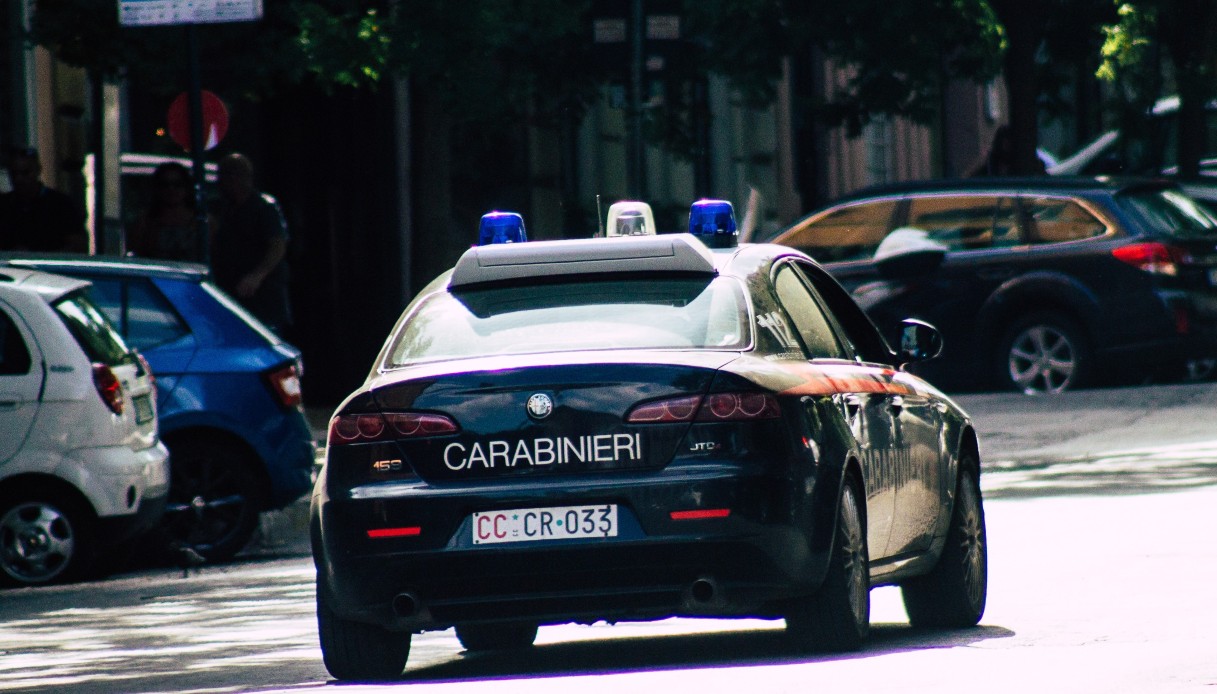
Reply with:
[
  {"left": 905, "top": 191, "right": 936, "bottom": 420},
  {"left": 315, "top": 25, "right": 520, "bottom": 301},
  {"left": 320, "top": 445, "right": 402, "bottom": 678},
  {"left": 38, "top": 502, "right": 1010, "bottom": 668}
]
[{"left": 1098, "top": 3, "right": 1156, "bottom": 82}]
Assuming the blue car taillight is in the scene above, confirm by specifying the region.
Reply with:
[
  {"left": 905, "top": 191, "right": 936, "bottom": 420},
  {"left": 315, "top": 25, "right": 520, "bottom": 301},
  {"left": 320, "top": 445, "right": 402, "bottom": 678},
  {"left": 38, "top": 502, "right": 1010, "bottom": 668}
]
[
  {"left": 265, "top": 362, "right": 303, "bottom": 408},
  {"left": 329, "top": 412, "right": 460, "bottom": 445}
]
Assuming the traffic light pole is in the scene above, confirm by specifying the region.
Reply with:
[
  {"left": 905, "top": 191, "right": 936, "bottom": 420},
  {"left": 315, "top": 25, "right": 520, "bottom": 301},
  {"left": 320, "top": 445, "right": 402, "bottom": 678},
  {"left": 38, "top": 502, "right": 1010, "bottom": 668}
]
[
  {"left": 185, "top": 23, "right": 210, "bottom": 266},
  {"left": 628, "top": 0, "right": 646, "bottom": 200}
]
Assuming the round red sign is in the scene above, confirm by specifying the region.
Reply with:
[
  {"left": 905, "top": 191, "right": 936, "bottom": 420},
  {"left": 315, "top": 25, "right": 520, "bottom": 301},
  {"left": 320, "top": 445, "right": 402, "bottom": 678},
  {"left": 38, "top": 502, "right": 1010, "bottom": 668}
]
[{"left": 166, "top": 90, "right": 229, "bottom": 151}]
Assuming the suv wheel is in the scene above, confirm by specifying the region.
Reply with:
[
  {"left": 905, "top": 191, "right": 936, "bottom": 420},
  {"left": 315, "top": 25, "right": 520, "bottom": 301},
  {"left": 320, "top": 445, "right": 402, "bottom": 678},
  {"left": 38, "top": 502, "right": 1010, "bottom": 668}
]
[
  {"left": 0, "top": 495, "right": 93, "bottom": 586},
  {"left": 161, "top": 438, "right": 263, "bottom": 563},
  {"left": 996, "top": 311, "right": 1091, "bottom": 393}
]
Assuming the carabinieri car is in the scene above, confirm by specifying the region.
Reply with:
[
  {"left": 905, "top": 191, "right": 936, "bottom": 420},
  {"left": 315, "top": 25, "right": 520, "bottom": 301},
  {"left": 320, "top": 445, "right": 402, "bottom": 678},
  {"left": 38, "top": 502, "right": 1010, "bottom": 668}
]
[{"left": 311, "top": 209, "right": 988, "bottom": 680}]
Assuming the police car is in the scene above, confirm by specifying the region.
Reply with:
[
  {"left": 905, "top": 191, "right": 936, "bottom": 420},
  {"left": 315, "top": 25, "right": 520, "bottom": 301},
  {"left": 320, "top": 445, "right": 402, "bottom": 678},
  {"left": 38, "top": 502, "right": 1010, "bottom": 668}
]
[{"left": 311, "top": 201, "right": 988, "bottom": 680}]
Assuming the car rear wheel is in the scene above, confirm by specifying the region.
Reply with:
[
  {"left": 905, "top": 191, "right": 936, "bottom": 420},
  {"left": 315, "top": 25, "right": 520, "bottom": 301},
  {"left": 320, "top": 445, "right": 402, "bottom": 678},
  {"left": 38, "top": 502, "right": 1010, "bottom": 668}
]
[
  {"left": 996, "top": 311, "right": 1091, "bottom": 393},
  {"left": 317, "top": 575, "right": 411, "bottom": 681},
  {"left": 901, "top": 465, "right": 987, "bottom": 628},
  {"left": 785, "top": 477, "right": 869, "bottom": 652},
  {"left": 0, "top": 494, "right": 94, "bottom": 587},
  {"left": 160, "top": 437, "right": 263, "bottom": 563},
  {"left": 455, "top": 622, "right": 539, "bottom": 652}
]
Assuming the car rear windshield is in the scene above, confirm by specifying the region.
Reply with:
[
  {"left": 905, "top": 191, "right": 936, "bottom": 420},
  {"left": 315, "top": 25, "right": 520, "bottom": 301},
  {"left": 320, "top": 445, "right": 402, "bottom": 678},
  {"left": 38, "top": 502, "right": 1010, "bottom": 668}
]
[
  {"left": 385, "top": 276, "right": 750, "bottom": 367},
  {"left": 1117, "top": 189, "right": 1217, "bottom": 239},
  {"left": 53, "top": 291, "right": 132, "bottom": 367}
]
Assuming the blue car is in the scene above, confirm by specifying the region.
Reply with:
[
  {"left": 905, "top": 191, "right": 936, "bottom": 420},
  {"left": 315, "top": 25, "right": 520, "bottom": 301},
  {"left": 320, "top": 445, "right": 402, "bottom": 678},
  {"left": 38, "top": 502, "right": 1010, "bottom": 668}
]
[{"left": 0, "top": 255, "right": 316, "bottom": 562}]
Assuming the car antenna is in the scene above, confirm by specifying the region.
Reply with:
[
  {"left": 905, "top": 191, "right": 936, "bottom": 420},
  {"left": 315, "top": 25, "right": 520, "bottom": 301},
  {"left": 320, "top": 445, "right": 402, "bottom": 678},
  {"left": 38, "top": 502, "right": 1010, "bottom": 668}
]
[{"left": 596, "top": 194, "right": 605, "bottom": 237}]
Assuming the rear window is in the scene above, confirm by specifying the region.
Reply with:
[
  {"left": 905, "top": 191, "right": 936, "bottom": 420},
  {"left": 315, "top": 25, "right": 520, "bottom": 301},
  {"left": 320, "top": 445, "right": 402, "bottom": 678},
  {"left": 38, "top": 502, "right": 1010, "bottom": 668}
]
[
  {"left": 385, "top": 277, "right": 750, "bottom": 367},
  {"left": 1118, "top": 189, "right": 1217, "bottom": 239},
  {"left": 53, "top": 291, "right": 131, "bottom": 367}
]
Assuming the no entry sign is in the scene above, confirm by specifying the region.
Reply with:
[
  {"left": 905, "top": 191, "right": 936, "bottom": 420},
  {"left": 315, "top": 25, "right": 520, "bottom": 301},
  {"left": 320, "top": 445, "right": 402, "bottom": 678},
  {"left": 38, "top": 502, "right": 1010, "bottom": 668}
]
[{"left": 167, "top": 90, "right": 229, "bottom": 151}]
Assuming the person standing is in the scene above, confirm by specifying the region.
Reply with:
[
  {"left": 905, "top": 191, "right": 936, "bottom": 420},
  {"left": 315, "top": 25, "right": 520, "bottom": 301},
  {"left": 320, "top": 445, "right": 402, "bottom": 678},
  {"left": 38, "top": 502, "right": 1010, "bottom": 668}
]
[
  {"left": 211, "top": 153, "right": 292, "bottom": 334},
  {"left": 0, "top": 147, "right": 87, "bottom": 252},
  {"left": 128, "top": 161, "right": 211, "bottom": 261}
]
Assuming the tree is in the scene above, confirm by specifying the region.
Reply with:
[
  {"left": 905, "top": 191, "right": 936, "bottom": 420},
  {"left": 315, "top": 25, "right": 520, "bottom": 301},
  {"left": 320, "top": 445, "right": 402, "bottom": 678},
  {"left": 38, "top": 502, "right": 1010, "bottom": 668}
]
[{"left": 1100, "top": 0, "right": 1217, "bottom": 177}]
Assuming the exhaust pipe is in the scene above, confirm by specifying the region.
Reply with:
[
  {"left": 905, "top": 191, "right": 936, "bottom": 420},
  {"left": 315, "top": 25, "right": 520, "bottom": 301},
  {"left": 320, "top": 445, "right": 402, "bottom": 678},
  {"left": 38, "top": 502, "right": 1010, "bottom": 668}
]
[
  {"left": 690, "top": 577, "right": 717, "bottom": 604},
  {"left": 392, "top": 592, "right": 421, "bottom": 618}
]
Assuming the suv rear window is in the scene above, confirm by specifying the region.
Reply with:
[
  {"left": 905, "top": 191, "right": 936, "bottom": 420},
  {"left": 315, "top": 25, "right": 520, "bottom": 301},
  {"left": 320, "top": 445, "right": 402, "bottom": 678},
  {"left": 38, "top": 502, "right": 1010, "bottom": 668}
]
[
  {"left": 1118, "top": 189, "right": 1217, "bottom": 239},
  {"left": 53, "top": 291, "right": 131, "bottom": 367},
  {"left": 385, "top": 277, "right": 750, "bottom": 367}
]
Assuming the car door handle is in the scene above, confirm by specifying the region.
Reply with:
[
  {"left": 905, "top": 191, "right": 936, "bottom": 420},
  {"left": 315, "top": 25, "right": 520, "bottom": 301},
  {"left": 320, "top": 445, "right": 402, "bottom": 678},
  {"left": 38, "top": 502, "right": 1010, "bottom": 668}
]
[{"left": 888, "top": 395, "right": 905, "bottom": 414}]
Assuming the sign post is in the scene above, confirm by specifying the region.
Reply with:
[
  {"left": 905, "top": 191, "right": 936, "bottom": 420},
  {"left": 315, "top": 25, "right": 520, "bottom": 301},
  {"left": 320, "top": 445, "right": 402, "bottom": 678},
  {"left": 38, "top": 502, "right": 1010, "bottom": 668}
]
[{"left": 117, "top": 0, "right": 261, "bottom": 265}]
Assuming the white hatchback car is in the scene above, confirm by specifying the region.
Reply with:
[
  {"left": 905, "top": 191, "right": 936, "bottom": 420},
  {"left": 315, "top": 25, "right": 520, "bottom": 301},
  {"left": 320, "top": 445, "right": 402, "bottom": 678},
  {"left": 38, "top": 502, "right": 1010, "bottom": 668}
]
[{"left": 0, "top": 267, "right": 169, "bottom": 586}]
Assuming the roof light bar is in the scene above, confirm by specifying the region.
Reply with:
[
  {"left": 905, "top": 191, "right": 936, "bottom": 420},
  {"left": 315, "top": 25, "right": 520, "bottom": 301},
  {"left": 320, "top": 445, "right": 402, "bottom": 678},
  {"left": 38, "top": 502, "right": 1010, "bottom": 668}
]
[
  {"left": 478, "top": 211, "right": 527, "bottom": 246},
  {"left": 688, "top": 199, "right": 738, "bottom": 248},
  {"left": 606, "top": 201, "right": 657, "bottom": 237}
]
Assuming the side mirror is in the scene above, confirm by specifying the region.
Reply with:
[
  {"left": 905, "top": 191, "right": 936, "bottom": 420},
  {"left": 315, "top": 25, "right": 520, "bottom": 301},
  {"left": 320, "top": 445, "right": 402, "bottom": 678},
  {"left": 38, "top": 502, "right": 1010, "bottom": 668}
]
[{"left": 898, "top": 318, "right": 943, "bottom": 365}]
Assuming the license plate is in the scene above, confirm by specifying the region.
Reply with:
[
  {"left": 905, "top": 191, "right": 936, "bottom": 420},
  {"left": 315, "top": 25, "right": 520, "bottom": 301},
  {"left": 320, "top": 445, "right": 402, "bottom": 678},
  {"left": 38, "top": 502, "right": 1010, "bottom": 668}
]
[
  {"left": 1208, "top": 268, "right": 1217, "bottom": 286},
  {"left": 133, "top": 394, "right": 154, "bottom": 424},
  {"left": 472, "top": 504, "right": 618, "bottom": 545}
]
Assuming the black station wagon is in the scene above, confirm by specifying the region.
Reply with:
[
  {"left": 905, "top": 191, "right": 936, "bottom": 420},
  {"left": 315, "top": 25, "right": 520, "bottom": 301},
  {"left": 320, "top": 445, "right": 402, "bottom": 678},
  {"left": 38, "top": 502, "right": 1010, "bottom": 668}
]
[{"left": 771, "top": 177, "right": 1217, "bottom": 393}]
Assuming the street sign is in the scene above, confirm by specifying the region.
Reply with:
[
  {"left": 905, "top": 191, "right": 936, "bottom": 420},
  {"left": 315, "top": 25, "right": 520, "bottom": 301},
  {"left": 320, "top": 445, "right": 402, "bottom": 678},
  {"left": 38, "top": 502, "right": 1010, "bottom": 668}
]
[
  {"left": 167, "top": 90, "right": 228, "bottom": 151},
  {"left": 118, "top": 0, "right": 263, "bottom": 27}
]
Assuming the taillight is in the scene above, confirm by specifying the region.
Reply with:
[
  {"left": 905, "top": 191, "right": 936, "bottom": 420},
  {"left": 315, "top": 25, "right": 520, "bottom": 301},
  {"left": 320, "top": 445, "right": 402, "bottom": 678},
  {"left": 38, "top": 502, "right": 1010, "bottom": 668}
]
[
  {"left": 626, "top": 393, "right": 781, "bottom": 423},
  {"left": 92, "top": 363, "right": 124, "bottom": 415},
  {"left": 1112, "top": 242, "right": 1188, "bottom": 276},
  {"left": 265, "top": 363, "right": 303, "bottom": 408},
  {"left": 329, "top": 412, "right": 460, "bottom": 445}
]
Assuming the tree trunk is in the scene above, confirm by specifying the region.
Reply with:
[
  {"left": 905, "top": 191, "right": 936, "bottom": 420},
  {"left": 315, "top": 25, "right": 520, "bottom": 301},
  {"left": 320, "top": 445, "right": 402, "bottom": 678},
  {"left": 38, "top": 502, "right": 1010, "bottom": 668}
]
[{"left": 990, "top": 0, "right": 1050, "bottom": 175}]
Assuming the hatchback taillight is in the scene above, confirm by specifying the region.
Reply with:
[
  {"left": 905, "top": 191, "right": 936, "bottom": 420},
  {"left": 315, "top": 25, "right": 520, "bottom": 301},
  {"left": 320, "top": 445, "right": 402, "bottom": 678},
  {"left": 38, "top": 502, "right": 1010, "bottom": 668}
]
[
  {"left": 1112, "top": 242, "right": 1188, "bottom": 276},
  {"left": 266, "top": 363, "right": 303, "bottom": 408},
  {"left": 329, "top": 412, "right": 460, "bottom": 445},
  {"left": 626, "top": 393, "right": 781, "bottom": 423},
  {"left": 92, "top": 363, "right": 124, "bottom": 415}
]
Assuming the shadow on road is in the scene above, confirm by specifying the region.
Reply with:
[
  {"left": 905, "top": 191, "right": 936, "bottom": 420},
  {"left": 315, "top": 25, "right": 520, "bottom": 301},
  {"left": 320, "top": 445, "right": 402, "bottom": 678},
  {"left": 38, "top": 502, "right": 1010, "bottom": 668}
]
[
  {"left": 982, "top": 441, "right": 1217, "bottom": 500},
  {"left": 388, "top": 622, "right": 1015, "bottom": 686}
]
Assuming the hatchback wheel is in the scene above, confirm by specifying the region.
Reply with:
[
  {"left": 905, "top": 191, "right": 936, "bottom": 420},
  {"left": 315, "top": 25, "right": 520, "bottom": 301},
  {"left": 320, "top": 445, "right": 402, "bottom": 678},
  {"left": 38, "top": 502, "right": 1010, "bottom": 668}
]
[
  {"left": 161, "top": 438, "right": 263, "bottom": 563},
  {"left": 996, "top": 312, "right": 1091, "bottom": 393},
  {"left": 786, "top": 477, "right": 869, "bottom": 652},
  {"left": 0, "top": 495, "right": 93, "bottom": 586}
]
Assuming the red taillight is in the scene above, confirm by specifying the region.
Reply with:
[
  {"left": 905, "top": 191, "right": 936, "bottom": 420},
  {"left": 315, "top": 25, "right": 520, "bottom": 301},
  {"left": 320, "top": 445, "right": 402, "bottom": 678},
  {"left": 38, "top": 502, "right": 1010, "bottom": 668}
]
[
  {"left": 92, "top": 363, "right": 124, "bottom": 415},
  {"left": 367, "top": 527, "right": 422, "bottom": 539},
  {"left": 266, "top": 363, "right": 303, "bottom": 408},
  {"left": 670, "top": 508, "right": 731, "bottom": 520},
  {"left": 626, "top": 393, "right": 781, "bottom": 423},
  {"left": 1112, "top": 242, "right": 1188, "bottom": 275},
  {"left": 329, "top": 412, "right": 460, "bottom": 445}
]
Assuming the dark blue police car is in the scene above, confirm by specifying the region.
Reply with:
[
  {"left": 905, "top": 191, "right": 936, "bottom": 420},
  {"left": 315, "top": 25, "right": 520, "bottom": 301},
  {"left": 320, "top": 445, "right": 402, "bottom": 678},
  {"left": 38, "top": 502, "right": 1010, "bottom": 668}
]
[{"left": 311, "top": 202, "right": 988, "bottom": 680}]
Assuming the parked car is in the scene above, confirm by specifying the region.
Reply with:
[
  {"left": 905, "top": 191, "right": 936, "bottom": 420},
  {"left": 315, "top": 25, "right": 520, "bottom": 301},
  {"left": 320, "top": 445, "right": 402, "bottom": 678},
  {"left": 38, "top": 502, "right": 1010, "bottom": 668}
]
[
  {"left": 312, "top": 225, "right": 987, "bottom": 680},
  {"left": 0, "top": 267, "right": 169, "bottom": 586},
  {"left": 0, "top": 255, "right": 315, "bottom": 562},
  {"left": 770, "top": 177, "right": 1217, "bottom": 393}
]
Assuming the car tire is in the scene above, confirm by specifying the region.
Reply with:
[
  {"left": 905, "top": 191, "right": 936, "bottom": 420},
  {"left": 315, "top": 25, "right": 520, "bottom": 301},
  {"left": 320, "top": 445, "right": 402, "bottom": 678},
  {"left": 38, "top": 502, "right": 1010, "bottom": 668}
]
[
  {"left": 995, "top": 311, "right": 1092, "bottom": 393},
  {"left": 785, "top": 477, "right": 869, "bottom": 652},
  {"left": 160, "top": 437, "right": 263, "bottom": 563},
  {"left": 0, "top": 493, "right": 95, "bottom": 587},
  {"left": 317, "top": 575, "right": 411, "bottom": 681},
  {"left": 455, "top": 622, "right": 539, "bottom": 652},
  {"left": 901, "top": 465, "right": 987, "bottom": 628}
]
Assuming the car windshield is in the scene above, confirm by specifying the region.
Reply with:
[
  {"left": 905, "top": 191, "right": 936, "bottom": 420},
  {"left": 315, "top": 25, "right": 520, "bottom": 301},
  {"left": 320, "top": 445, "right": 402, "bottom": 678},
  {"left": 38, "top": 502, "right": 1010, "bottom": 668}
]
[
  {"left": 385, "top": 276, "right": 750, "bottom": 367},
  {"left": 1117, "top": 188, "right": 1217, "bottom": 239},
  {"left": 53, "top": 290, "right": 132, "bottom": 367}
]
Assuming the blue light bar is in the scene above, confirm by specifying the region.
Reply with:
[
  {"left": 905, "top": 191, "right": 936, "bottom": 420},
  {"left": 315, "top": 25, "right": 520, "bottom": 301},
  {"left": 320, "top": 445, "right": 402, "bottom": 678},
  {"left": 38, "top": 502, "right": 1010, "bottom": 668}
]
[
  {"left": 688, "top": 199, "right": 737, "bottom": 248},
  {"left": 478, "top": 211, "right": 527, "bottom": 245}
]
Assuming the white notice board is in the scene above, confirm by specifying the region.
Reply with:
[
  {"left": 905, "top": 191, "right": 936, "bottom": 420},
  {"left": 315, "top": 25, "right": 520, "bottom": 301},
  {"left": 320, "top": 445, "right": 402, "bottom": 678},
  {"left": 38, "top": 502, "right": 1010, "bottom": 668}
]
[{"left": 118, "top": 0, "right": 263, "bottom": 27}]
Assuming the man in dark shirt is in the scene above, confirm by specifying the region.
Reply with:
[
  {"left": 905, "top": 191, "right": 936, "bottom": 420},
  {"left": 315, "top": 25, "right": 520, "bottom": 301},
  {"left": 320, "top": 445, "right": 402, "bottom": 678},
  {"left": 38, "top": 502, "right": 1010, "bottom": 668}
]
[
  {"left": 0, "top": 147, "right": 87, "bottom": 252},
  {"left": 211, "top": 153, "right": 292, "bottom": 334}
]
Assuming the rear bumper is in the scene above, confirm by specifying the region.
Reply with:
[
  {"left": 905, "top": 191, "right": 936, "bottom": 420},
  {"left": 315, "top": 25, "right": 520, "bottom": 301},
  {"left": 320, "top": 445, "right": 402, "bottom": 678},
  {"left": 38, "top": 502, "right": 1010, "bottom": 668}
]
[
  {"left": 315, "top": 468, "right": 836, "bottom": 631},
  {"left": 260, "top": 408, "right": 318, "bottom": 510}
]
